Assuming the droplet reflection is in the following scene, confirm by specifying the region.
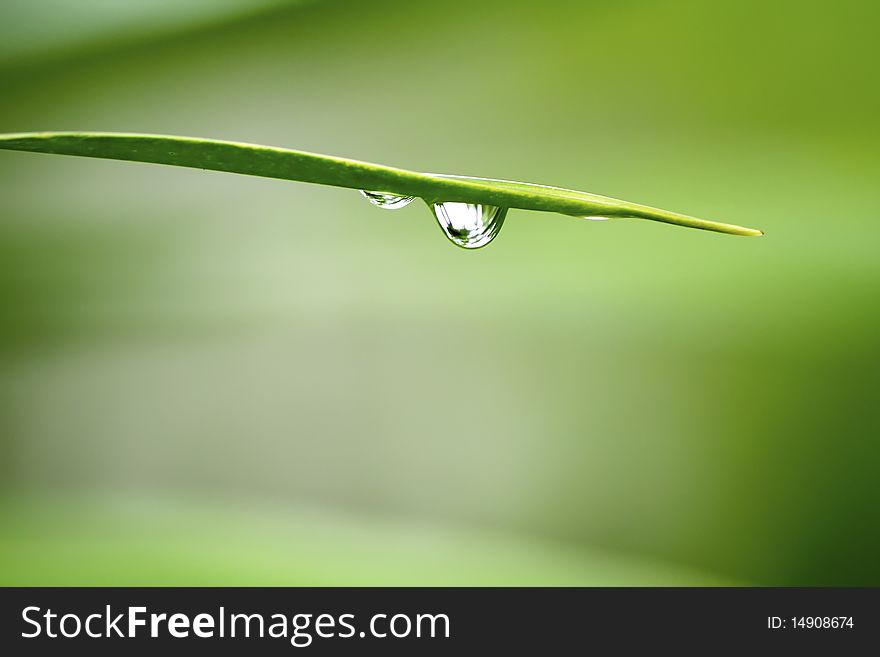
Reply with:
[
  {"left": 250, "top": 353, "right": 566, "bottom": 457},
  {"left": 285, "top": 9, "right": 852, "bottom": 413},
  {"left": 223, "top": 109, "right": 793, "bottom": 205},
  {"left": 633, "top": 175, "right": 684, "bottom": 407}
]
[{"left": 429, "top": 202, "right": 507, "bottom": 249}]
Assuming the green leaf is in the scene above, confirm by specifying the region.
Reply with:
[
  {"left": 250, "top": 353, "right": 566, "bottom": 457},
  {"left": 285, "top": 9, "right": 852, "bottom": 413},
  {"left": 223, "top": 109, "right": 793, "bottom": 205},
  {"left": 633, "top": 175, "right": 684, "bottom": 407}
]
[{"left": 0, "top": 131, "right": 762, "bottom": 236}]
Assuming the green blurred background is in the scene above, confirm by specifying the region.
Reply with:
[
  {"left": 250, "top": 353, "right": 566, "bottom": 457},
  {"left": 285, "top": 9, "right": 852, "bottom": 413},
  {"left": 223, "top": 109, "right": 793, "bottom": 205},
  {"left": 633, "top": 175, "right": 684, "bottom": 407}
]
[{"left": 1, "top": 0, "right": 878, "bottom": 586}]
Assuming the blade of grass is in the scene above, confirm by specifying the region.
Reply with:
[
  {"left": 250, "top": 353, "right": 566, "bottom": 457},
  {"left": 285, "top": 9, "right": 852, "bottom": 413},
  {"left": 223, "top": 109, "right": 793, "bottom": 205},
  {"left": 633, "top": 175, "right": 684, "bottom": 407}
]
[{"left": 0, "top": 131, "right": 762, "bottom": 236}]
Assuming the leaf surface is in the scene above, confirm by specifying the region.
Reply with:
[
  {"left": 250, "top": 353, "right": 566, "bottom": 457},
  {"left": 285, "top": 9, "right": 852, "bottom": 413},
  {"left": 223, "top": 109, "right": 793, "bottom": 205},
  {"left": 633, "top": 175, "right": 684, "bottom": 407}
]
[{"left": 0, "top": 132, "right": 763, "bottom": 236}]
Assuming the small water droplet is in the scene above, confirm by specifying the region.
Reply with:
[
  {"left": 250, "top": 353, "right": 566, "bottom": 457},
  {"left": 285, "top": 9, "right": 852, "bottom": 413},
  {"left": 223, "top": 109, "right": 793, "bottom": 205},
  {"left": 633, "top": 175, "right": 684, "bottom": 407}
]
[
  {"left": 582, "top": 216, "right": 610, "bottom": 221},
  {"left": 430, "top": 202, "right": 507, "bottom": 249},
  {"left": 360, "top": 190, "right": 415, "bottom": 209}
]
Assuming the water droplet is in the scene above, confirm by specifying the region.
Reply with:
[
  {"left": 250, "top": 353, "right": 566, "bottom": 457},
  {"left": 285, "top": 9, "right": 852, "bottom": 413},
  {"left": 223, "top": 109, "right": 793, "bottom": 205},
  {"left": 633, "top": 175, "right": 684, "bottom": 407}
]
[
  {"left": 360, "top": 190, "right": 415, "bottom": 209},
  {"left": 430, "top": 202, "right": 507, "bottom": 249},
  {"left": 562, "top": 213, "right": 612, "bottom": 221}
]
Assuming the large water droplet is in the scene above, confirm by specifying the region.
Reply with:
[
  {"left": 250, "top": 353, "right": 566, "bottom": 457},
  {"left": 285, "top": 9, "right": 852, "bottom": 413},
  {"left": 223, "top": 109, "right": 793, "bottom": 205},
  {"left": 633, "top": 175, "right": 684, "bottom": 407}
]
[
  {"left": 360, "top": 190, "right": 415, "bottom": 209},
  {"left": 430, "top": 202, "right": 507, "bottom": 249}
]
